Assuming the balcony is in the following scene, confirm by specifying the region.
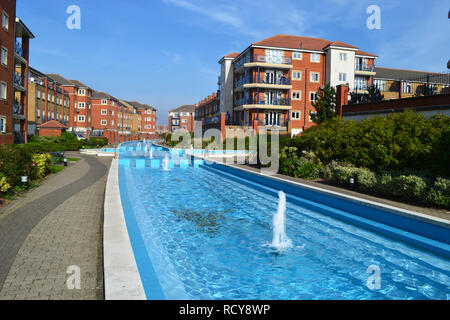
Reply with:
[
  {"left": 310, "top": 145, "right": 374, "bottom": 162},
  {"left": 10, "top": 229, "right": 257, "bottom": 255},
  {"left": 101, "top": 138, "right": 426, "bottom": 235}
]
[
  {"left": 235, "top": 97, "right": 292, "bottom": 110},
  {"left": 13, "top": 102, "right": 25, "bottom": 119},
  {"left": 14, "top": 40, "right": 27, "bottom": 63},
  {"left": 14, "top": 72, "right": 26, "bottom": 91},
  {"left": 235, "top": 54, "right": 292, "bottom": 71},
  {"left": 235, "top": 75, "right": 292, "bottom": 91},
  {"left": 355, "top": 63, "right": 376, "bottom": 75}
]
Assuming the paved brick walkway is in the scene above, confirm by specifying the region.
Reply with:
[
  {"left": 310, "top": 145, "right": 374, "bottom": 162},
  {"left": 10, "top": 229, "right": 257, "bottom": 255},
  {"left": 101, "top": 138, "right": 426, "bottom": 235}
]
[{"left": 0, "top": 153, "right": 111, "bottom": 300}]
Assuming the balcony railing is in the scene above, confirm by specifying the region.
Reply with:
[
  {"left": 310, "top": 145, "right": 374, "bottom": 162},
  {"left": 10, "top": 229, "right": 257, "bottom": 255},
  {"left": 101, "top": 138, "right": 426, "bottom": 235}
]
[
  {"left": 14, "top": 73, "right": 24, "bottom": 87},
  {"left": 235, "top": 54, "right": 292, "bottom": 69},
  {"left": 355, "top": 63, "right": 375, "bottom": 72},
  {"left": 203, "top": 115, "right": 220, "bottom": 125},
  {"left": 235, "top": 97, "right": 291, "bottom": 107},
  {"left": 13, "top": 102, "right": 24, "bottom": 115},
  {"left": 14, "top": 40, "right": 23, "bottom": 57},
  {"left": 235, "top": 75, "right": 291, "bottom": 88}
]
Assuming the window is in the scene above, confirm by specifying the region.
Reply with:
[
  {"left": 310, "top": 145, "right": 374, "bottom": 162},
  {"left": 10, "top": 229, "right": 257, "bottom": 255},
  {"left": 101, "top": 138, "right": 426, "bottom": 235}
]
[
  {"left": 78, "top": 89, "right": 85, "bottom": 95},
  {"left": 52, "top": 95, "right": 55, "bottom": 103},
  {"left": 310, "top": 53, "right": 320, "bottom": 62},
  {"left": 309, "top": 112, "right": 317, "bottom": 122},
  {"left": 339, "top": 53, "right": 347, "bottom": 61},
  {"left": 182, "top": 119, "right": 187, "bottom": 123},
  {"left": 78, "top": 115, "right": 85, "bottom": 122},
  {"left": 266, "top": 49, "right": 284, "bottom": 64},
  {"left": 0, "top": 82, "right": 6, "bottom": 100},
  {"left": 374, "top": 79, "right": 386, "bottom": 91},
  {"left": 291, "top": 111, "right": 301, "bottom": 120},
  {"left": 0, "top": 116, "right": 6, "bottom": 133},
  {"left": 1, "top": 47, "right": 7, "bottom": 66},
  {"left": 310, "top": 92, "right": 318, "bottom": 102},
  {"left": 292, "top": 91, "right": 301, "bottom": 100},
  {"left": 310, "top": 72, "right": 320, "bottom": 83},
  {"left": 111, "top": 121, "right": 114, "bottom": 126},
  {"left": 2, "top": 12, "right": 8, "bottom": 31},
  {"left": 101, "top": 120, "right": 107, "bottom": 126},
  {"left": 101, "top": 109, "right": 107, "bottom": 115},
  {"left": 355, "top": 77, "right": 367, "bottom": 90},
  {"left": 36, "top": 90, "right": 40, "bottom": 99},
  {"left": 78, "top": 102, "right": 85, "bottom": 109},
  {"left": 339, "top": 73, "right": 347, "bottom": 82},
  {"left": 101, "top": 99, "right": 107, "bottom": 105},
  {"left": 292, "top": 71, "right": 302, "bottom": 80},
  {"left": 402, "top": 82, "right": 412, "bottom": 94},
  {"left": 292, "top": 51, "right": 302, "bottom": 60},
  {"left": 36, "top": 109, "right": 40, "bottom": 118}
]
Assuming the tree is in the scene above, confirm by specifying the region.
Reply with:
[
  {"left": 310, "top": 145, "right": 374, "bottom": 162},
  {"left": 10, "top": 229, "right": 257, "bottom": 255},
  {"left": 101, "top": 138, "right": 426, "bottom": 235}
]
[
  {"left": 310, "top": 84, "right": 336, "bottom": 124},
  {"left": 367, "top": 84, "right": 384, "bottom": 102}
]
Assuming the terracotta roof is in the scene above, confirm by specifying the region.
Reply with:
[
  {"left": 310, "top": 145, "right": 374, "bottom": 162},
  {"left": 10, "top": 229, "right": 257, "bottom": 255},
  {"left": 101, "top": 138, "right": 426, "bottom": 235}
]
[
  {"left": 252, "top": 34, "right": 357, "bottom": 51},
  {"left": 37, "top": 120, "right": 68, "bottom": 129},
  {"left": 224, "top": 52, "right": 240, "bottom": 59},
  {"left": 356, "top": 50, "right": 378, "bottom": 57},
  {"left": 69, "top": 79, "right": 90, "bottom": 88}
]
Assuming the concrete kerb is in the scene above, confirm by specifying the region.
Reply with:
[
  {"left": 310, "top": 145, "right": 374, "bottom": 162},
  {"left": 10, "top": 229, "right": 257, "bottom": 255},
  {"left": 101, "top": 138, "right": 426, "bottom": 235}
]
[{"left": 103, "top": 157, "right": 146, "bottom": 300}]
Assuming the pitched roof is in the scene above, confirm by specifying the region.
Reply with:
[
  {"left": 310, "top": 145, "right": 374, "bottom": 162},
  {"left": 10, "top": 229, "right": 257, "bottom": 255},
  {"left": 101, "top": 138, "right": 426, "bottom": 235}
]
[
  {"left": 225, "top": 53, "right": 240, "bottom": 59},
  {"left": 69, "top": 79, "right": 90, "bottom": 88},
  {"left": 169, "top": 105, "right": 195, "bottom": 113},
  {"left": 91, "top": 91, "right": 118, "bottom": 101},
  {"left": 252, "top": 34, "right": 358, "bottom": 52},
  {"left": 374, "top": 67, "right": 450, "bottom": 84},
  {"left": 356, "top": 50, "right": 378, "bottom": 57},
  {"left": 37, "top": 120, "right": 68, "bottom": 129},
  {"left": 46, "top": 74, "right": 74, "bottom": 86}
]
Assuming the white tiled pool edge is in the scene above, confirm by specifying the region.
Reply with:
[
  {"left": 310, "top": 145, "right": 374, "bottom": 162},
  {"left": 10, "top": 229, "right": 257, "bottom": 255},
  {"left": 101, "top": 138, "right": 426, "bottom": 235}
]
[{"left": 103, "top": 157, "right": 147, "bottom": 300}]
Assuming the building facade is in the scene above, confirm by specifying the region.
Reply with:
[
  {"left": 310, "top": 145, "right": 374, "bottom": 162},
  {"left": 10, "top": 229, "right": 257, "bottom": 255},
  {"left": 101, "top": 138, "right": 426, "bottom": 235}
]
[
  {"left": 168, "top": 105, "right": 195, "bottom": 133},
  {"left": 28, "top": 67, "right": 70, "bottom": 135},
  {"left": 0, "top": 0, "right": 16, "bottom": 144},
  {"left": 213, "top": 35, "right": 377, "bottom": 136}
]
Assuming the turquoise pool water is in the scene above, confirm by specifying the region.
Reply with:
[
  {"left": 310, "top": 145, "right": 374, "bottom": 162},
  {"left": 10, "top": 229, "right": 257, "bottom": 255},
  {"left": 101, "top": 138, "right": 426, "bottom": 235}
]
[{"left": 118, "top": 142, "right": 450, "bottom": 300}]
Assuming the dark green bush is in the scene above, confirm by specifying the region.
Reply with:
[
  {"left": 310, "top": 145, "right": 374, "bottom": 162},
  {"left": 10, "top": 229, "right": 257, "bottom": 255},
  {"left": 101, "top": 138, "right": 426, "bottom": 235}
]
[
  {"left": 0, "top": 145, "right": 33, "bottom": 187},
  {"left": 288, "top": 111, "right": 450, "bottom": 176},
  {"left": 86, "top": 137, "right": 108, "bottom": 147}
]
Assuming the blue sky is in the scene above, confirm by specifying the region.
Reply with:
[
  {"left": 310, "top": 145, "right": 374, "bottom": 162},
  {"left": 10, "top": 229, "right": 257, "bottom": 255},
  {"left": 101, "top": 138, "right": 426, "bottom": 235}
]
[{"left": 17, "top": 0, "right": 450, "bottom": 125}]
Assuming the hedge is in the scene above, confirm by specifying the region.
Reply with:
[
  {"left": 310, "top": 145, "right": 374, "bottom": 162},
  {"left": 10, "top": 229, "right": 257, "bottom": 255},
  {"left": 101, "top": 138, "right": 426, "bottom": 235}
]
[{"left": 285, "top": 111, "right": 450, "bottom": 177}]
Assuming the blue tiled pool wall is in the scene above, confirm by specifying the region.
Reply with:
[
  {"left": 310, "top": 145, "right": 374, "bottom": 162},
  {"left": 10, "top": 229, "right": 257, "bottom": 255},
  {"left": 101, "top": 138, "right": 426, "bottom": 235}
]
[{"left": 201, "top": 161, "right": 449, "bottom": 257}]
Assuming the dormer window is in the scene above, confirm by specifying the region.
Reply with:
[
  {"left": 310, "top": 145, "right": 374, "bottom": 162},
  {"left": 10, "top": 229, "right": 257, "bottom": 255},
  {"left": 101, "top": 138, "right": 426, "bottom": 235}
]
[
  {"left": 78, "top": 89, "right": 86, "bottom": 95},
  {"left": 101, "top": 99, "right": 107, "bottom": 105}
]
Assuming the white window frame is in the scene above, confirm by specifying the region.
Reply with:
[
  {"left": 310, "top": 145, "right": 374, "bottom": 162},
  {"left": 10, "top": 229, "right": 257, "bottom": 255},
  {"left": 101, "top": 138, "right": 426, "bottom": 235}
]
[
  {"left": 0, "top": 81, "right": 7, "bottom": 100},
  {"left": 78, "top": 102, "right": 85, "bottom": 109},
  {"left": 291, "top": 111, "right": 301, "bottom": 120},
  {"left": 78, "top": 89, "right": 86, "bottom": 96},
  {"left": 2, "top": 12, "right": 8, "bottom": 31},
  {"left": 339, "top": 52, "right": 347, "bottom": 61},
  {"left": 339, "top": 73, "right": 347, "bottom": 82},
  {"left": 292, "top": 90, "right": 301, "bottom": 100},
  {"left": 101, "top": 99, "right": 107, "bottom": 105},
  {"left": 292, "top": 51, "right": 302, "bottom": 60},
  {"left": 101, "top": 120, "right": 107, "bottom": 126},
  {"left": 310, "top": 72, "right": 320, "bottom": 83},
  {"left": 78, "top": 115, "right": 85, "bottom": 122},
  {"left": 292, "top": 71, "right": 302, "bottom": 80},
  {"left": 1, "top": 46, "right": 7, "bottom": 66},
  {"left": 310, "top": 53, "right": 320, "bottom": 63},
  {"left": 101, "top": 109, "right": 107, "bottom": 115},
  {"left": 0, "top": 115, "right": 6, "bottom": 133},
  {"left": 310, "top": 92, "right": 318, "bottom": 102}
]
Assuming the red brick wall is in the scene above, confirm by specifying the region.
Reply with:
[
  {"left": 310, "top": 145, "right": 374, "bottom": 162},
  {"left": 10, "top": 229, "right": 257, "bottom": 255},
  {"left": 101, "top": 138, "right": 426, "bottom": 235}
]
[
  {"left": 39, "top": 128, "right": 63, "bottom": 137},
  {"left": 0, "top": 0, "right": 16, "bottom": 144}
]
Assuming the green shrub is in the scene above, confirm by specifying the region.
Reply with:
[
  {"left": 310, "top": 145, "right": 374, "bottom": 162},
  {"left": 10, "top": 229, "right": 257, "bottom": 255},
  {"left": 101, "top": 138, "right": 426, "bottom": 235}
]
[
  {"left": 354, "top": 168, "right": 377, "bottom": 191},
  {"left": 427, "top": 178, "right": 450, "bottom": 207},
  {"left": 86, "top": 137, "right": 108, "bottom": 147},
  {"left": 30, "top": 154, "right": 52, "bottom": 180},
  {"left": 0, "top": 144, "right": 32, "bottom": 187},
  {"left": 279, "top": 147, "right": 322, "bottom": 179},
  {"left": 391, "top": 175, "right": 428, "bottom": 200},
  {"left": 0, "top": 173, "right": 11, "bottom": 194}
]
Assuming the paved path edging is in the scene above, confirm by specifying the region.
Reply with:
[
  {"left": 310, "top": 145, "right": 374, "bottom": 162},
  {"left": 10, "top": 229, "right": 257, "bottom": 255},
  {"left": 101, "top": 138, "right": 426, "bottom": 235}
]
[{"left": 103, "top": 157, "right": 146, "bottom": 300}]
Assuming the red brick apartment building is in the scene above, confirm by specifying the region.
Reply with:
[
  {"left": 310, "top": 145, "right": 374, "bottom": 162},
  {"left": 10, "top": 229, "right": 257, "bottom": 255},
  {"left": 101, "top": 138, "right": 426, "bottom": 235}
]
[
  {"left": 200, "top": 34, "right": 377, "bottom": 136},
  {"left": 195, "top": 94, "right": 220, "bottom": 130},
  {"left": 168, "top": 105, "right": 195, "bottom": 133},
  {"left": 91, "top": 91, "right": 119, "bottom": 143},
  {"left": 0, "top": 0, "right": 34, "bottom": 144},
  {"left": 46, "top": 74, "right": 93, "bottom": 138}
]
